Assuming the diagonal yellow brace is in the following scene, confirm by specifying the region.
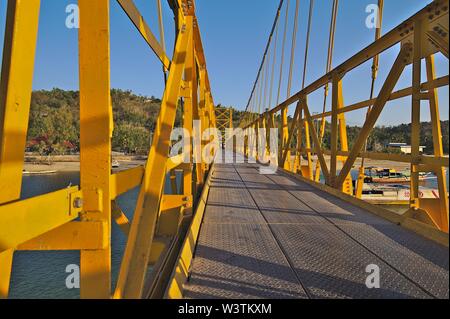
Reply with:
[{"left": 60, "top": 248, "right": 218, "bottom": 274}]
[
  {"left": 335, "top": 44, "right": 411, "bottom": 188},
  {"left": 302, "top": 99, "right": 331, "bottom": 184},
  {"left": 114, "top": 20, "right": 192, "bottom": 299},
  {"left": 112, "top": 201, "right": 131, "bottom": 236},
  {"left": 117, "top": 0, "right": 171, "bottom": 70}
]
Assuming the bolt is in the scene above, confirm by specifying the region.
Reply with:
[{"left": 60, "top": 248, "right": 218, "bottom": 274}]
[{"left": 73, "top": 197, "right": 83, "bottom": 209}]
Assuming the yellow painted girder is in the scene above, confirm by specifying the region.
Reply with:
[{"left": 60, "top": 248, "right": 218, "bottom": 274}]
[
  {"left": 112, "top": 201, "right": 131, "bottom": 236},
  {"left": 0, "top": 0, "right": 41, "bottom": 298},
  {"left": 302, "top": 100, "right": 331, "bottom": 184},
  {"left": 110, "top": 166, "right": 144, "bottom": 199},
  {"left": 335, "top": 44, "right": 411, "bottom": 188},
  {"left": 0, "top": 0, "right": 40, "bottom": 201},
  {"left": 79, "top": 0, "right": 113, "bottom": 299},
  {"left": 114, "top": 20, "right": 192, "bottom": 299},
  {"left": 0, "top": 187, "right": 82, "bottom": 252},
  {"left": 17, "top": 221, "right": 106, "bottom": 251},
  {"left": 117, "top": 0, "right": 171, "bottom": 70},
  {"left": 165, "top": 166, "right": 212, "bottom": 299}
]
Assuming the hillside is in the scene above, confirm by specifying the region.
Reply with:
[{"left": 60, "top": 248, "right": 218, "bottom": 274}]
[{"left": 25, "top": 89, "right": 448, "bottom": 155}]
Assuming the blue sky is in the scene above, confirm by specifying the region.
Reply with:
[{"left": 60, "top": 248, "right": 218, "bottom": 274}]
[{"left": 0, "top": 0, "right": 448, "bottom": 126}]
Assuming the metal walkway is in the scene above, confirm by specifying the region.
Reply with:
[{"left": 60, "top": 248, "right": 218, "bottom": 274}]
[{"left": 182, "top": 155, "right": 449, "bottom": 299}]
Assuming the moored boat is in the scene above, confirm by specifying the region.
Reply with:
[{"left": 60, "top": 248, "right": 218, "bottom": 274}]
[
  {"left": 362, "top": 167, "right": 435, "bottom": 184},
  {"left": 360, "top": 183, "right": 440, "bottom": 205}
]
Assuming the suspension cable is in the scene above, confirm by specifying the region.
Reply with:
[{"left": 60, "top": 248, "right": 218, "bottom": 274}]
[
  {"left": 263, "top": 46, "right": 271, "bottom": 114},
  {"left": 301, "top": 0, "right": 314, "bottom": 90},
  {"left": 269, "top": 22, "right": 279, "bottom": 110},
  {"left": 276, "top": 0, "right": 290, "bottom": 107},
  {"left": 359, "top": 0, "right": 384, "bottom": 173},
  {"left": 243, "top": 0, "right": 285, "bottom": 115},
  {"left": 314, "top": 0, "right": 339, "bottom": 181},
  {"left": 317, "top": 0, "right": 339, "bottom": 140},
  {"left": 286, "top": 0, "right": 300, "bottom": 98},
  {"left": 258, "top": 62, "right": 265, "bottom": 117},
  {"left": 156, "top": 0, "right": 167, "bottom": 84}
]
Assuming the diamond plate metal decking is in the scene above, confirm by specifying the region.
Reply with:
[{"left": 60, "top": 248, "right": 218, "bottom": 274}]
[{"left": 183, "top": 158, "right": 449, "bottom": 299}]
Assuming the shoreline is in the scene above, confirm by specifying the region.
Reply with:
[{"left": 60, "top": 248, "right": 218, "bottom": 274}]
[{"left": 24, "top": 155, "right": 146, "bottom": 173}]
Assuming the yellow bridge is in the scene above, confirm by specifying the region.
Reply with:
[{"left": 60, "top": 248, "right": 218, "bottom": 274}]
[{"left": 0, "top": 0, "right": 448, "bottom": 299}]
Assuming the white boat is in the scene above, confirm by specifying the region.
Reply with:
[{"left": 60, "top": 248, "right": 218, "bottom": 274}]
[
  {"left": 23, "top": 169, "right": 57, "bottom": 175},
  {"left": 112, "top": 160, "right": 120, "bottom": 168}
]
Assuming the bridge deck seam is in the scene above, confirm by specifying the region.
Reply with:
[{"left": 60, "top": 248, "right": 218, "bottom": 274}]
[{"left": 232, "top": 164, "right": 312, "bottom": 299}]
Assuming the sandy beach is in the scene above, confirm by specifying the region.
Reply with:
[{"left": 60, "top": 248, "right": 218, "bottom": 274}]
[
  {"left": 24, "top": 155, "right": 146, "bottom": 172},
  {"left": 22, "top": 153, "right": 417, "bottom": 174}
]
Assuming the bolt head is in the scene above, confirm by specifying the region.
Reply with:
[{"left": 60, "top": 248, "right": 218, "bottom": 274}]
[{"left": 73, "top": 197, "right": 83, "bottom": 209}]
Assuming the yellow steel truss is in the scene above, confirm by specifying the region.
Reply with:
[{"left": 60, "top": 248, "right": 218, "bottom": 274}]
[
  {"left": 0, "top": 0, "right": 449, "bottom": 300},
  {"left": 215, "top": 107, "right": 232, "bottom": 146},
  {"left": 0, "top": 0, "right": 216, "bottom": 299},
  {"left": 242, "top": 0, "right": 449, "bottom": 233}
]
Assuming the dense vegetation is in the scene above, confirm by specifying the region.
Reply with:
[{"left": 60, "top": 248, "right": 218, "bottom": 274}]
[
  {"left": 27, "top": 89, "right": 179, "bottom": 155},
  {"left": 26, "top": 89, "right": 448, "bottom": 155}
]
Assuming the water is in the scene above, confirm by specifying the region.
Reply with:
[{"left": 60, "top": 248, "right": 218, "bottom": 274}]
[
  {"left": 348, "top": 169, "right": 449, "bottom": 215},
  {"left": 314, "top": 169, "right": 449, "bottom": 215},
  {"left": 9, "top": 170, "right": 180, "bottom": 299},
  {"left": 9, "top": 167, "right": 448, "bottom": 298}
]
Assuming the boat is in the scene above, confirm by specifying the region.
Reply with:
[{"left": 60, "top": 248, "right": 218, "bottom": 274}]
[
  {"left": 360, "top": 183, "right": 440, "bottom": 205},
  {"left": 22, "top": 169, "right": 57, "bottom": 175},
  {"left": 112, "top": 160, "right": 120, "bottom": 168},
  {"left": 362, "top": 167, "right": 435, "bottom": 184}
]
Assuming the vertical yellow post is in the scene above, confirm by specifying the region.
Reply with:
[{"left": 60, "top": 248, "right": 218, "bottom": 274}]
[
  {"left": 330, "top": 77, "right": 352, "bottom": 192},
  {"left": 295, "top": 108, "right": 303, "bottom": 174},
  {"left": 410, "top": 21, "right": 422, "bottom": 210},
  {"left": 260, "top": 115, "right": 266, "bottom": 160},
  {"left": 255, "top": 120, "right": 260, "bottom": 161},
  {"left": 196, "top": 68, "right": 206, "bottom": 184},
  {"left": 336, "top": 83, "right": 352, "bottom": 194},
  {"left": 78, "top": 0, "right": 112, "bottom": 298},
  {"left": 0, "top": 0, "right": 40, "bottom": 298},
  {"left": 182, "top": 22, "right": 195, "bottom": 201},
  {"left": 330, "top": 78, "right": 339, "bottom": 186},
  {"left": 281, "top": 106, "right": 290, "bottom": 169},
  {"left": 425, "top": 55, "right": 449, "bottom": 232},
  {"left": 303, "top": 105, "right": 313, "bottom": 179}
]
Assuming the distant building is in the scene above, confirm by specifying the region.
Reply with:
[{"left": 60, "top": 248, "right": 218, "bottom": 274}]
[{"left": 387, "top": 143, "right": 425, "bottom": 154}]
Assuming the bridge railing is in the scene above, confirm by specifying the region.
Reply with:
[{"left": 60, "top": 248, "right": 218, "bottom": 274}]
[
  {"left": 240, "top": 0, "right": 449, "bottom": 233},
  {"left": 0, "top": 0, "right": 216, "bottom": 299}
]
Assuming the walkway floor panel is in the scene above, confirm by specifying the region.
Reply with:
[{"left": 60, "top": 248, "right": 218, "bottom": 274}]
[{"left": 183, "top": 158, "right": 449, "bottom": 299}]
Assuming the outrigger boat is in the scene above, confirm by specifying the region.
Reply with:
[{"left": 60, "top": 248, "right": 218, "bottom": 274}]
[
  {"left": 360, "top": 183, "right": 440, "bottom": 205},
  {"left": 362, "top": 167, "right": 435, "bottom": 184}
]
